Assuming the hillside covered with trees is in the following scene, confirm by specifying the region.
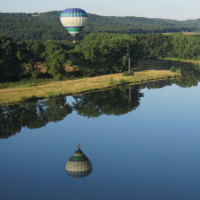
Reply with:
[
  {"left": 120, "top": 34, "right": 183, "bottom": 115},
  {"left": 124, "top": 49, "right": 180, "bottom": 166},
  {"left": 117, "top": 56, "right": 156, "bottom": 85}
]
[{"left": 1, "top": 11, "right": 200, "bottom": 42}]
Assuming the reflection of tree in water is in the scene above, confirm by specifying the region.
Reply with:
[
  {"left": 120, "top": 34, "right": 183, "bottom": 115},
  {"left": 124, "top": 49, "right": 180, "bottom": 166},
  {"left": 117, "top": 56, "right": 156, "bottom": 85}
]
[
  {"left": 0, "top": 96, "right": 72, "bottom": 139},
  {"left": 139, "top": 79, "right": 174, "bottom": 90},
  {"left": 173, "top": 66, "right": 200, "bottom": 88},
  {"left": 73, "top": 66, "right": 200, "bottom": 119},
  {"left": 138, "top": 66, "right": 200, "bottom": 90},
  {"left": 73, "top": 85, "right": 144, "bottom": 118},
  {"left": 1, "top": 67, "right": 200, "bottom": 139}
]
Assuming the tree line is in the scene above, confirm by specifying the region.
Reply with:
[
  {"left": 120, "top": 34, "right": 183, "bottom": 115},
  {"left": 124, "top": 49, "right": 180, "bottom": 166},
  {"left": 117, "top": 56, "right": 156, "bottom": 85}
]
[
  {"left": 1, "top": 11, "right": 200, "bottom": 42},
  {"left": 1, "top": 33, "right": 200, "bottom": 81},
  {"left": 0, "top": 35, "right": 75, "bottom": 81},
  {"left": 69, "top": 33, "right": 200, "bottom": 75}
]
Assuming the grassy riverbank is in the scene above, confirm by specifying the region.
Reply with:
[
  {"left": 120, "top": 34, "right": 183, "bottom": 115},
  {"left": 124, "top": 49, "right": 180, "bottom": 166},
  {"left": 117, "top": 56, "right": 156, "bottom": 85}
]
[
  {"left": 0, "top": 69, "right": 180, "bottom": 105},
  {"left": 158, "top": 57, "right": 200, "bottom": 64}
]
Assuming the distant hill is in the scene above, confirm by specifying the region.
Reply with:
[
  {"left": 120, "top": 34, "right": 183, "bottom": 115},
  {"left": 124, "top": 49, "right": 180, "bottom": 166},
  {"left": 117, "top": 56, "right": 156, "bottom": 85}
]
[{"left": 0, "top": 11, "right": 200, "bottom": 42}]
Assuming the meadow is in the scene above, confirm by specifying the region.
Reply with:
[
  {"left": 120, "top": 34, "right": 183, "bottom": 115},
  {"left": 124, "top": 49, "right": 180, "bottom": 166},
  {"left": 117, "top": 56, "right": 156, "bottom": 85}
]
[{"left": 0, "top": 68, "right": 180, "bottom": 105}]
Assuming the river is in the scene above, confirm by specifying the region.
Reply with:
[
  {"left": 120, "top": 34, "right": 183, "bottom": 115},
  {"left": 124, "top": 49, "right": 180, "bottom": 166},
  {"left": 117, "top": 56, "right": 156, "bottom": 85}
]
[{"left": 1, "top": 67, "right": 200, "bottom": 200}]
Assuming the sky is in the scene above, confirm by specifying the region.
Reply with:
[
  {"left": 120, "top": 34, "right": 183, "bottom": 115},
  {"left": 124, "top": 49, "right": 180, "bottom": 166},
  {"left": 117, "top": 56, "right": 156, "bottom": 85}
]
[{"left": 1, "top": 0, "right": 200, "bottom": 21}]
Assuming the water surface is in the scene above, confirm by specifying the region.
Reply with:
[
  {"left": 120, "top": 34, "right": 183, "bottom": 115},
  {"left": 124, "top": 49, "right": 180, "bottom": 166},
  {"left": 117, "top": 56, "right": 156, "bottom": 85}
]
[{"left": 1, "top": 72, "right": 200, "bottom": 200}]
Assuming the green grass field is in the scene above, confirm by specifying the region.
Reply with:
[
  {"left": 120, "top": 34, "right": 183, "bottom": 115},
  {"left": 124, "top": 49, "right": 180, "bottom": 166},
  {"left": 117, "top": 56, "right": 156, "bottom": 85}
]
[{"left": 0, "top": 68, "right": 180, "bottom": 105}]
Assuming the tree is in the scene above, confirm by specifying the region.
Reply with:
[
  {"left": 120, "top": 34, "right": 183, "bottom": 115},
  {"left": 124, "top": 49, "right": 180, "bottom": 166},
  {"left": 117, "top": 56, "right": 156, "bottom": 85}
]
[
  {"left": 16, "top": 42, "right": 29, "bottom": 80},
  {"left": 44, "top": 42, "right": 66, "bottom": 79},
  {"left": 24, "top": 40, "right": 45, "bottom": 77},
  {"left": 0, "top": 35, "right": 18, "bottom": 81},
  {"left": 69, "top": 33, "right": 140, "bottom": 75}
]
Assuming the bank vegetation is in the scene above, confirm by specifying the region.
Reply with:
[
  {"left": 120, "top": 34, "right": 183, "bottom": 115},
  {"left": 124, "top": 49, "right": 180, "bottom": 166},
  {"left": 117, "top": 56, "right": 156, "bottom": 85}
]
[{"left": 1, "top": 32, "right": 200, "bottom": 104}]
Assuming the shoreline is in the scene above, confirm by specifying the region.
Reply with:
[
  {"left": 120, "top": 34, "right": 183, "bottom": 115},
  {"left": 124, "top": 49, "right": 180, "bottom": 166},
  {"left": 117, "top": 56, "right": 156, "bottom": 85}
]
[{"left": 0, "top": 70, "right": 180, "bottom": 106}]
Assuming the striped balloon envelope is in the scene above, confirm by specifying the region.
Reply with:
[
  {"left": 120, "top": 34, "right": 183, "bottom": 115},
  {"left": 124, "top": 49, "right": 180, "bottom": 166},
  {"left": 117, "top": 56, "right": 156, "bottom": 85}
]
[
  {"left": 65, "top": 148, "right": 92, "bottom": 178},
  {"left": 60, "top": 8, "right": 88, "bottom": 41}
]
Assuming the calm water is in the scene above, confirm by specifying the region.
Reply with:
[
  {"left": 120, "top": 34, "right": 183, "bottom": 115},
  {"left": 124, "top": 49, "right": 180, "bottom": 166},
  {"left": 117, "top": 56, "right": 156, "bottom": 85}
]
[{"left": 1, "top": 73, "right": 200, "bottom": 200}]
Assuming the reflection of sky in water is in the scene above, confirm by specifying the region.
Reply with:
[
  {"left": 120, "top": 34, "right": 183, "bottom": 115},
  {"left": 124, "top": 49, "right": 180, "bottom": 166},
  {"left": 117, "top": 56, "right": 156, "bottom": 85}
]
[{"left": 1, "top": 83, "right": 200, "bottom": 200}]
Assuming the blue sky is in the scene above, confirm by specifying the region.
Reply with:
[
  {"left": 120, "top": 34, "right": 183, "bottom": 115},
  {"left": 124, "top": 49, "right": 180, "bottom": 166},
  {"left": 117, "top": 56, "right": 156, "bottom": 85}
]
[{"left": 1, "top": 0, "right": 200, "bottom": 20}]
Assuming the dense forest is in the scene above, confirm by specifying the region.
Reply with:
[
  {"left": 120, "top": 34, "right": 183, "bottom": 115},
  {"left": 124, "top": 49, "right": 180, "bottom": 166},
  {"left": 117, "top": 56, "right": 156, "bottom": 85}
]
[
  {"left": 1, "top": 32, "right": 200, "bottom": 82},
  {"left": 1, "top": 11, "right": 200, "bottom": 42}
]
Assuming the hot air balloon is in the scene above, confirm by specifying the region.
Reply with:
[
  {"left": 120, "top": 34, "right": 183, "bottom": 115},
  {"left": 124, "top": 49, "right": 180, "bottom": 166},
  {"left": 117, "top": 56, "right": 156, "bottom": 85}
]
[
  {"left": 60, "top": 8, "right": 88, "bottom": 43},
  {"left": 65, "top": 145, "right": 92, "bottom": 178}
]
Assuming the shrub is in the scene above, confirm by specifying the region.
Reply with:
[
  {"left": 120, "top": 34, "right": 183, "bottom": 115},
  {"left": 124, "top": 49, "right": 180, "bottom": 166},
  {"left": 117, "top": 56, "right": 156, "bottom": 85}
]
[
  {"left": 25, "top": 64, "right": 31, "bottom": 69},
  {"left": 56, "top": 73, "right": 63, "bottom": 80},
  {"left": 28, "top": 95, "right": 37, "bottom": 101},
  {"left": 176, "top": 69, "right": 181, "bottom": 74},
  {"left": 123, "top": 71, "right": 129, "bottom": 76},
  {"left": 20, "top": 97, "right": 27, "bottom": 102},
  {"left": 20, "top": 95, "right": 37, "bottom": 102},
  {"left": 110, "top": 78, "right": 114, "bottom": 85},
  {"left": 1, "top": 82, "right": 10, "bottom": 88},
  {"left": 195, "top": 63, "right": 200, "bottom": 67},
  {"left": 164, "top": 75, "right": 169, "bottom": 79},
  {"left": 170, "top": 66, "right": 176, "bottom": 72},
  {"left": 119, "top": 79, "right": 126, "bottom": 85},
  {"left": 46, "top": 92, "right": 61, "bottom": 98},
  {"left": 123, "top": 71, "right": 134, "bottom": 76},
  {"left": 32, "top": 71, "right": 41, "bottom": 79},
  {"left": 84, "top": 72, "right": 95, "bottom": 77}
]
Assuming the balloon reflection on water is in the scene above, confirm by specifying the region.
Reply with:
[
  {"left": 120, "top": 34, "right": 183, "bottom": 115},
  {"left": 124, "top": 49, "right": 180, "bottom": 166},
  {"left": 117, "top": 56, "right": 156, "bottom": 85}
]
[{"left": 65, "top": 144, "right": 92, "bottom": 178}]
